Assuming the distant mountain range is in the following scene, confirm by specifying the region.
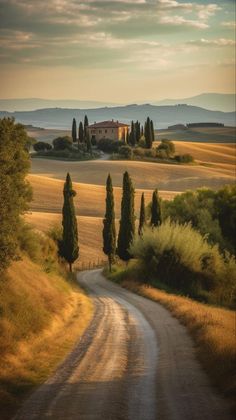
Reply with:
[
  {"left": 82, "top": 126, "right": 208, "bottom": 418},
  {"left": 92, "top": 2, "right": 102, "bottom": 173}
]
[
  {"left": 0, "top": 93, "right": 235, "bottom": 112},
  {"left": 152, "top": 93, "right": 235, "bottom": 113},
  {"left": 0, "top": 104, "right": 235, "bottom": 129},
  {"left": 0, "top": 98, "right": 119, "bottom": 112}
]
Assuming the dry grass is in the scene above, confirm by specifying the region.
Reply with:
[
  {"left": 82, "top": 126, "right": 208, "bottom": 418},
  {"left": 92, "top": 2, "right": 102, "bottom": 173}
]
[
  {"left": 30, "top": 156, "right": 235, "bottom": 191},
  {"left": 171, "top": 142, "right": 235, "bottom": 165},
  {"left": 27, "top": 127, "right": 70, "bottom": 144},
  {"left": 0, "top": 257, "right": 93, "bottom": 419},
  {"left": 119, "top": 279, "right": 236, "bottom": 405},
  {"left": 28, "top": 174, "right": 176, "bottom": 217},
  {"left": 25, "top": 212, "right": 106, "bottom": 264},
  {"left": 157, "top": 126, "right": 236, "bottom": 143}
]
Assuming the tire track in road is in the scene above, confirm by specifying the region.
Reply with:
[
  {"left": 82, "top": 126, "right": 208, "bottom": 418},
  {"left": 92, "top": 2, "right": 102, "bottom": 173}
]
[{"left": 14, "top": 269, "right": 232, "bottom": 420}]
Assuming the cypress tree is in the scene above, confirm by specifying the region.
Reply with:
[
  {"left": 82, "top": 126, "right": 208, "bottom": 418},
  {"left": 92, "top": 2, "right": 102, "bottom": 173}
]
[
  {"left": 72, "top": 118, "right": 77, "bottom": 143},
  {"left": 151, "top": 189, "right": 162, "bottom": 227},
  {"left": 138, "top": 193, "right": 146, "bottom": 236},
  {"left": 135, "top": 120, "right": 141, "bottom": 143},
  {"left": 117, "top": 171, "right": 135, "bottom": 261},
  {"left": 78, "top": 121, "right": 84, "bottom": 143},
  {"left": 129, "top": 120, "right": 136, "bottom": 146},
  {"left": 61, "top": 173, "right": 79, "bottom": 271},
  {"left": 103, "top": 174, "right": 116, "bottom": 271},
  {"left": 84, "top": 115, "right": 89, "bottom": 138},
  {"left": 141, "top": 125, "right": 144, "bottom": 137},
  {"left": 145, "top": 117, "right": 152, "bottom": 149},
  {"left": 151, "top": 120, "right": 155, "bottom": 143}
]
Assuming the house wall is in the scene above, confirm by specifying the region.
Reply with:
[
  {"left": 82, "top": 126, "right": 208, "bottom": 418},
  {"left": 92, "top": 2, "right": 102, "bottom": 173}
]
[{"left": 88, "top": 126, "right": 128, "bottom": 142}]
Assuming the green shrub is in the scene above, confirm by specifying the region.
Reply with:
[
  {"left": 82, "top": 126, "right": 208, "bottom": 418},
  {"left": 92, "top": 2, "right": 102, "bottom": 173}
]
[
  {"left": 130, "top": 220, "right": 236, "bottom": 306},
  {"left": 52, "top": 136, "right": 72, "bottom": 150},
  {"left": 157, "top": 139, "right": 175, "bottom": 157},
  {"left": 18, "top": 222, "right": 58, "bottom": 272},
  {"left": 162, "top": 187, "right": 235, "bottom": 252},
  {"left": 138, "top": 137, "right": 146, "bottom": 148},
  {"left": 33, "top": 141, "right": 52, "bottom": 151},
  {"left": 119, "top": 145, "right": 133, "bottom": 159},
  {"left": 97, "top": 138, "right": 124, "bottom": 153},
  {"left": 175, "top": 153, "right": 194, "bottom": 163}
]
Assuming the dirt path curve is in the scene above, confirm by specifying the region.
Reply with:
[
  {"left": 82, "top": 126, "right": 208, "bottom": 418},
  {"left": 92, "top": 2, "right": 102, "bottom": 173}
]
[{"left": 14, "top": 269, "right": 232, "bottom": 420}]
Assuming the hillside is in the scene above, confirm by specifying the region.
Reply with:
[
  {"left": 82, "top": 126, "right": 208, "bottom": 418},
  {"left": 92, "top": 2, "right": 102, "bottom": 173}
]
[
  {"left": 0, "top": 256, "right": 93, "bottom": 419},
  {"left": 30, "top": 156, "right": 235, "bottom": 191},
  {"left": 157, "top": 126, "right": 236, "bottom": 143},
  {"left": 26, "top": 137, "right": 235, "bottom": 265},
  {"left": 1, "top": 104, "right": 235, "bottom": 129}
]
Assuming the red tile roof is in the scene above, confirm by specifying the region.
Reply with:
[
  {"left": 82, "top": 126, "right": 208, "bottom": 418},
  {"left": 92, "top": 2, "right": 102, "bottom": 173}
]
[{"left": 88, "top": 120, "right": 129, "bottom": 129}]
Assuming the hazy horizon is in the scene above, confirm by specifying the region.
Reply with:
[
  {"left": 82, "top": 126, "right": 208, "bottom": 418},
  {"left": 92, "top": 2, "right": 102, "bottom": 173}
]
[{"left": 0, "top": 0, "right": 235, "bottom": 102}]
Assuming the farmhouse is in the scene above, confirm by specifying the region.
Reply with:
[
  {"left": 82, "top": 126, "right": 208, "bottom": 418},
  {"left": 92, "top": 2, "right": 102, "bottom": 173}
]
[{"left": 87, "top": 120, "right": 129, "bottom": 142}]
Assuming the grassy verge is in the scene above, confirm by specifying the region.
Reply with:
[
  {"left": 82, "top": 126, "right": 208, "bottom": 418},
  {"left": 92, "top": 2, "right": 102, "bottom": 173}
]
[
  {"left": 0, "top": 257, "right": 93, "bottom": 419},
  {"left": 106, "top": 263, "right": 236, "bottom": 409}
]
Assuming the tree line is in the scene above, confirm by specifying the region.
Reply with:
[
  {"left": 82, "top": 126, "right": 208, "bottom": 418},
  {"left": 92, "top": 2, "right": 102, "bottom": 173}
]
[
  {"left": 58, "top": 170, "right": 161, "bottom": 272},
  {"left": 72, "top": 115, "right": 89, "bottom": 144},
  {"left": 102, "top": 172, "right": 161, "bottom": 271},
  {"left": 127, "top": 117, "right": 154, "bottom": 149}
]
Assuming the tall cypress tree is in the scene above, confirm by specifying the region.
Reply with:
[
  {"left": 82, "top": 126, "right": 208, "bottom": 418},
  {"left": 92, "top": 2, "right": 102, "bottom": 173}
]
[
  {"left": 103, "top": 174, "right": 116, "bottom": 271},
  {"left": 117, "top": 171, "right": 135, "bottom": 261},
  {"left": 141, "top": 125, "right": 144, "bottom": 137},
  {"left": 78, "top": 121, "right": 84, "bottom": 143},
  {"left": 84, "top": 115, "right": 89, "bottom": 138},
  {"left": 61, "top": 173, "right": 79, "bottom": 271},
  {"left": 151, "top": 189, "right": 162, "bottom": 227},
  {"left": 129, "top": 120, "right": 136, "bottom": 146},
  {"left": 151, "top": 120, "right": 155, "bottom": 143},
  {"left": 138, "top": 193, "right": 146, "bottom": 236},
  {"left": 72, "top": 118, "right": 77, "bottom": 143},
  {"left": 135, "top": 120, "right": 141, "bottom": 143},
  {"left": 145, "top": 117, "right": 152, "bottom": 149}
]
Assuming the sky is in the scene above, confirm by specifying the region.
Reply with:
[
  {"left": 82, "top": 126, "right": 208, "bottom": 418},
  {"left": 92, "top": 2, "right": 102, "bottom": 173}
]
[{"left": 0, "top": 0, "right": 235, "bottom": 102}]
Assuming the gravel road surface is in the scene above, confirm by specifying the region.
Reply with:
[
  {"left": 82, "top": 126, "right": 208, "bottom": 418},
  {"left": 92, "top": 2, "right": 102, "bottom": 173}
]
[{"left": 14, "top": 269, "right": 232, "bottom": 420}]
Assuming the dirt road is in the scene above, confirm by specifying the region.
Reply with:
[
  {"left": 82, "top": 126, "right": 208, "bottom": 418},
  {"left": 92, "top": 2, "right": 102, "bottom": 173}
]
[{"left": 14, "top": 270, "right": 232, "bottom": 420}]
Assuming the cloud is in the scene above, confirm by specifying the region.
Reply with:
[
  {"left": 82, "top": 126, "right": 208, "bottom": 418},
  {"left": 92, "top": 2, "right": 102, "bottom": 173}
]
[
  {"left": 159, "top": 15, "right": 209, "bottom": 29},
  {"left": 189, "top": 38, "right": 236, "bottom": 47},
  {"left": 221, "top": 21, "right": 236, "bottom": 29}
]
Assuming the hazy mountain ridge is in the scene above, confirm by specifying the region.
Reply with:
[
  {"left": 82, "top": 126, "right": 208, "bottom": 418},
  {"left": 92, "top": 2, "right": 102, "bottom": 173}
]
[
  {"left": 0, "top": 98, "right": 120, "bottom": 112},
  {"left": 152, "top": 93, "right": 235, "bottom": 113},
  {"left": 0, "top": 93, "right": 234, "bottom": 113},
  {"left": 0, "top": 104, "right": 235, "bottom": 129}
]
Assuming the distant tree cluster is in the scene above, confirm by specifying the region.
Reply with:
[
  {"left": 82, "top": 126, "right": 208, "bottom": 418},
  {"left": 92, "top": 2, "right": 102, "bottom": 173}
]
[
  {"left": 162, "top": 185, "right": 236, "bottom": 253},
  {"left": 127, "top": 117, "right": 154, "bottom": 149},
  {"left": 144, "top": 117, "right": 155, "bottom": 149},
  {"left": 70, "top": 115, "right": 91, "bottom": 152}
]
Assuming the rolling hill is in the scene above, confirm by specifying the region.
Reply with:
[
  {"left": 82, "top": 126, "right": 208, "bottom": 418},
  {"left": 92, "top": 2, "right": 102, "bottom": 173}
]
[
  {"left": 1, "top": 104, "right": 235, "bottom": 129},
  {"left": 153, "top": 93, "right": 235, "bottom": 112}
]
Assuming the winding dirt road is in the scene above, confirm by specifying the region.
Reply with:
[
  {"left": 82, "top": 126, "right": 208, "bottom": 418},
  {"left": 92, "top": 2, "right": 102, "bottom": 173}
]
[{"left": 14, "top": 269, "right": 232, "bottom": 420}]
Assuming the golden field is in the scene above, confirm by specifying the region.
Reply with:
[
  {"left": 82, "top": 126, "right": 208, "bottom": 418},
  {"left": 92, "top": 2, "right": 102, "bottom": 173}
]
[
  {"left": 27, "top": 141, "right": 236, "bottom": 264},
  {"left": 0, "top": 257, "right": 93, "bottom": 419},
  {"left": 30, "top": 152, "right": 235, "bottom": 191},
  {"left": 28, "top": 174, "right": 176, "bottom": 216}
]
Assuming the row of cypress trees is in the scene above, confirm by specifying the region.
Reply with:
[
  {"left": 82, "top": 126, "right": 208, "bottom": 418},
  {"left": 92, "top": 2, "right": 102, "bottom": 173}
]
[
  {"left": 103, "top": 172, "right": 162, "bottom": 270},
  {"left": 128, "top": 117, "right": 155, "bottom": 149},
  {"left": 71, "top": 115, "right": 89, "bottom": 143},
  {"left": 60, "top": 171, "right": 161, "bottom": 272}
]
